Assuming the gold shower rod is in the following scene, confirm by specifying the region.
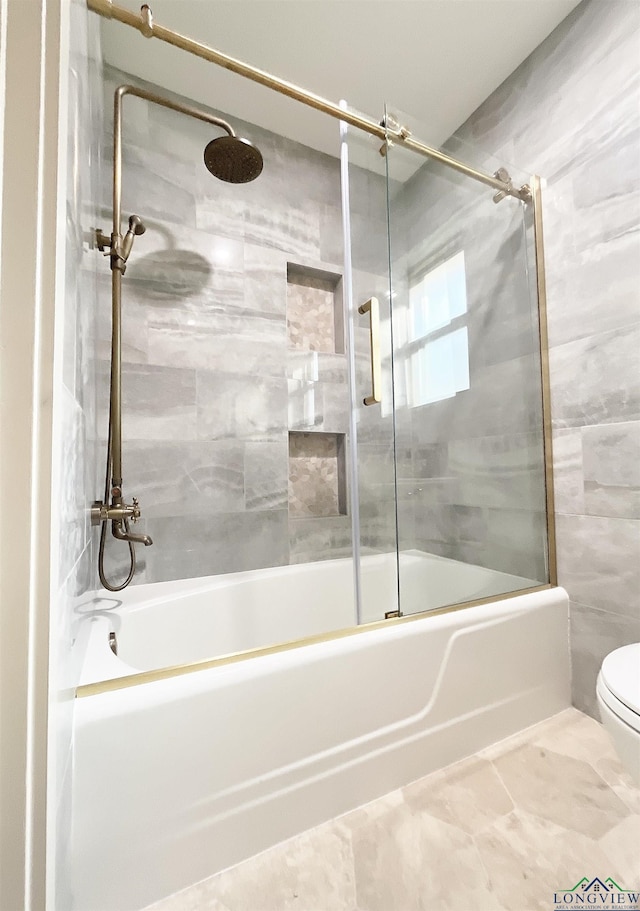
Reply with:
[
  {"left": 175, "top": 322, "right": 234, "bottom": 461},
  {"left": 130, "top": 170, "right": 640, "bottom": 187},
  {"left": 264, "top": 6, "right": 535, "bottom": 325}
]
[{"left": 86, "top": 0, "right": 532, "bottom": 203}]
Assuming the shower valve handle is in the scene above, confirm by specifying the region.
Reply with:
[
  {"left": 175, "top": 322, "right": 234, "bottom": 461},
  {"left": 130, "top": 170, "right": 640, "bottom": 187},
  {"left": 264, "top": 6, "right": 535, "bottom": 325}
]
[{"left": 91, "top": 497, "right": 142, "bottom": 525}]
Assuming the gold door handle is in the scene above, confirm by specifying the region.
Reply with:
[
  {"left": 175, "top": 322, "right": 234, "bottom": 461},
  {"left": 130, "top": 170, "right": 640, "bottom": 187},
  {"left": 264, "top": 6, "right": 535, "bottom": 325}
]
[{"left": 358, "top": 297, "right": 381, "bottom": 406}]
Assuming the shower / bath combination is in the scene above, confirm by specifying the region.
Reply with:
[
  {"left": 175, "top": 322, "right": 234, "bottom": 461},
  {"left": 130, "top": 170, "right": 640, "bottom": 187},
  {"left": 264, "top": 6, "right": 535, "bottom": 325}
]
[
  {"left": 92, "top": 83, "right": 263, "bottom": 591},
  {"left": 87, "top": 3, "right": 534, "bottom": 594}
]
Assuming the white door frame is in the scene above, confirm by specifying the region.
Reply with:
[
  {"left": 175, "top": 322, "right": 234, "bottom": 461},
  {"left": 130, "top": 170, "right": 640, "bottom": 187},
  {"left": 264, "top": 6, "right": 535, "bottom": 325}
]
[{"left": 0, "top": 0, "right": 66, "bottom": 907}]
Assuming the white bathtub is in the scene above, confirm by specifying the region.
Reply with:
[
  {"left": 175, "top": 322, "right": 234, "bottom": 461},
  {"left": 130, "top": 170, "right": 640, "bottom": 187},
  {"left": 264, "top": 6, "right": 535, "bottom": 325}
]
[{"left": 71, "top": 553, "right": 570, "bottom": 911}]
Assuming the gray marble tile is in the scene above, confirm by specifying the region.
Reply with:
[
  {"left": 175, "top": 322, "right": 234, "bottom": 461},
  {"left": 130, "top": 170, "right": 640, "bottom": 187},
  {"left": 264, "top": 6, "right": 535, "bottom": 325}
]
[
  {"left": 447, "top": 433, "right": 546, "bottom": 512},
  {"left": 197, "top": 371, "right": 288, "bottom": 442},
  {"left": 570, "top": 116, "right": 640, "bottom": 253},
  {"left": 349, "top": 209, "right": 390, "bottom": 277},
  {"left": 287, "top": 379, "right": 350, "bottom": 434},
  {"left": 58, "top": 387, "right": 89, "bottom": 590},
  {"left": 287, "top": 350, "right": 348, "bottom": 385},
  {"left": 62, "top": 221, "right": 79, "bottom": 396},
  {"left": 102, "top": 66, "right": 150, "bottom": 148},
  {"left": 93, "top": 271, "right": 149, "bottom": 366},
  {"left": 359, "top": 503, "right": 398, "bottom": 555},
  {"left": 549, "top": 324, "right": 640, "bottom": 429},
  {"left": 195, "top": 194, "right": 248, "bottom": 242},
  {"left": 357, "top": 442, "right": 397, "bottom": 489},
  {"left": 111, "top": 140, "right": 198, "bottom": 229},
  {"left": 124, "top": 441, "right": 245, "bottom": 518},
  {"left": 145, "top": 510, "right": 289, "bottom": 581},
  {"left": 148, "top": 309, "right": 286, "bottom": 377},
  {"left": 125, "top": 223, "right": 245, "bottom": 313},
  {"left": 243, "top": 206, "right": 320, "bottom": 261},
  {"left": 546, "top": 229, "right": 640, "bottom": 348},
  {"left": 244, "top": 441, "right": 288, "bottom": 511},
  {"left": 409, "top": 443, "right": 449, "bottom": 479},
  {"left": 582, "top": 421, "right": 640, "bottom": 519},
  {"left": 569, "top": 601, "right": 640, "bottom": 719},
  {"left": 319, "top": 204, "right": 345, "bottom": 265},
  {"left": 243, "top": 243, "right": 287, "bottom": 318},
  {"left": 555, "top": 513, "right": 640, "bottom": 619},
  {"left": 412, "top": 527, "right": 546, "bottom": 582},
  {"left": 97, "top": 362, "right": 198, "bottom": 442},
  {"left": 409, "top": 353, "right": 543, "bottom": 445},
  {"left": 288, "top": 516, "right": 353, "bottom": 564},
  {"left": 552, "top": 428, "right": 585, "bottom": 516}
]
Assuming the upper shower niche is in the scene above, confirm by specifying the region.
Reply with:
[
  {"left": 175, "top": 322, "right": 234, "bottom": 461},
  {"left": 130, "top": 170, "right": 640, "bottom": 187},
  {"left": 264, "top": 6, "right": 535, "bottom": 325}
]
[{"left": 286, "top": 263, "right": 344, "bottom": 355}]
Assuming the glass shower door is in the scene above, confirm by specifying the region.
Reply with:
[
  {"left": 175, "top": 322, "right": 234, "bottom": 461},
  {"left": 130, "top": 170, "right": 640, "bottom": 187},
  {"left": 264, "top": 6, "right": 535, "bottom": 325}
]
[
  {"left": 340, "top": 108, "right": 400, "bottom": 623},
  {"left": 383, "top": 108, "right": 550, "bottom": 616}
]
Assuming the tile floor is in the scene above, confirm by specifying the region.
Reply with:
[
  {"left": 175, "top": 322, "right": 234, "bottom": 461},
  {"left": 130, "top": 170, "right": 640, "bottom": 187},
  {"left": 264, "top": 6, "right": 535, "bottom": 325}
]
[{"left": 145, "top": 709, "right": 640, "bottom": 911}]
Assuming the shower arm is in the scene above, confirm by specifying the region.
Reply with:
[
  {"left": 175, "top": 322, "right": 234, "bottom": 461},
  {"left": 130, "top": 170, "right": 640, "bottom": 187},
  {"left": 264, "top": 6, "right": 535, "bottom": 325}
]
[
  {"left": 87, "top": 0, "right": 532, "bottom": 204},
  {"left": 111, "top": 85, "right": 236, "bottom": 238},
  {"left": 92, "top": 85, "right": 237, "bottom": 549}
]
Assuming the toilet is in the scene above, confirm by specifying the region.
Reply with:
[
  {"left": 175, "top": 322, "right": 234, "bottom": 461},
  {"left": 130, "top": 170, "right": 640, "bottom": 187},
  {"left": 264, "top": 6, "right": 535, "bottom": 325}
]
[{"left": 597, "top": 643, "right": 640, "bottom": 786}]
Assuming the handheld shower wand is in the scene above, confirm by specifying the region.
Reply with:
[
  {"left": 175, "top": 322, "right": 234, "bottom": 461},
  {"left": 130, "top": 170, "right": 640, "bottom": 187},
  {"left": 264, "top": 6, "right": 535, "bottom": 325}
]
[{"left": 120, "top": 213, "right": 146, "bottom": 264}]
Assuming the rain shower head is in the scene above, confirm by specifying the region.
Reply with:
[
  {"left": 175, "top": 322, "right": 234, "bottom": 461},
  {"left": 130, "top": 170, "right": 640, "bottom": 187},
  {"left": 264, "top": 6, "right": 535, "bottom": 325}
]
[{"left": 203, "top": 135, "right": 263, "bottom": 183}]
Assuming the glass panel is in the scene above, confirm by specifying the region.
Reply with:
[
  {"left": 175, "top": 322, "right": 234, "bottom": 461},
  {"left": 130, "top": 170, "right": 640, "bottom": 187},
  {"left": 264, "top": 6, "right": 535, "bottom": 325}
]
[
  {"left": 340, "top": 107, "right": 399, "bottom": 623},
  {"left": 384, "top": 106, "right": 548, "bottom": 616}
]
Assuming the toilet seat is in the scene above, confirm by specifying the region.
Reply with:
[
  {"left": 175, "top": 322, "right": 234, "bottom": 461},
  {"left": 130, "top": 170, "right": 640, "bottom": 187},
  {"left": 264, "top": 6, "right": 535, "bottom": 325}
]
[{"left": 597, "top": 643, "right": 640, "bottom": 732}]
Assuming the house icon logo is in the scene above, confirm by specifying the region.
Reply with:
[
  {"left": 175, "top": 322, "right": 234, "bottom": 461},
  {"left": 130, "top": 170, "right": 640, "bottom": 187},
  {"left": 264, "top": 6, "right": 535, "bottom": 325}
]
[{"left": 553, "top": 876, "right": 639, "bottom": 909}]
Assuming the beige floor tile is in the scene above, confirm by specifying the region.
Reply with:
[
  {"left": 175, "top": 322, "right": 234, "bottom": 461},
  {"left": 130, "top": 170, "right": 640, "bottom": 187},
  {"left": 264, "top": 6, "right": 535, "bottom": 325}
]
[
  {"left": 599, "top": 815, "right": 640, "bottom": 886},
  {"left": 335, "top": 787, "right": 405, "bottom": 836},
  {"left": 530, "top": 707, "right": 621, "bottom": 768},
  {"left": 475, "top": 810, "right": 616, "bottom": 911},
  {"left": 592, "top": 753, "right": 640, "bottom": 814},
  {"left": 348, "top": 801, "right": 500, "bottom": 911},
  {"left": 493, "top": 742, "right": 630, "bottom": 838},
  {"left": 402, "top": 755, "right": 514, "bottom": 836},
  {"left": 145, "top": 893, "right": 231, "bottom": 911},
  {"left": 476, "top": 710, "right": 577, "bottom": 763},
  {"left": 190, "top": 822, "right": 356, "bottom": 911}
]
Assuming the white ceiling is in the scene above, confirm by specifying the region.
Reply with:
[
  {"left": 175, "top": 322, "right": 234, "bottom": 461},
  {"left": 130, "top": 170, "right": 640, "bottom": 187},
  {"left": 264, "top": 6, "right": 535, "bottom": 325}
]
[{"left": 101, "top": 0, "right": 581, "bottom": 174}]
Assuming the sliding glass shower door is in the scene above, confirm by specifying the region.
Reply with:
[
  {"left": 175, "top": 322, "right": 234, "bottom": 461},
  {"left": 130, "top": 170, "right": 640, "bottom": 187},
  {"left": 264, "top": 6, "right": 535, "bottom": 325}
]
[
  {"left": 340, "top": 109, "right": 400, "bottom": 624},
  {"left": 382, "top": 107, "right": 551, "bottom": 616}
]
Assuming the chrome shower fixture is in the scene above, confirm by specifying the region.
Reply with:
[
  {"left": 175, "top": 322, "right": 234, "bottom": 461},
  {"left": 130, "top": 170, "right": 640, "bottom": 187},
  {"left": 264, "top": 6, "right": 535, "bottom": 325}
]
[{"left": 93, "top": 84, "right": 264, "bottom": 591}]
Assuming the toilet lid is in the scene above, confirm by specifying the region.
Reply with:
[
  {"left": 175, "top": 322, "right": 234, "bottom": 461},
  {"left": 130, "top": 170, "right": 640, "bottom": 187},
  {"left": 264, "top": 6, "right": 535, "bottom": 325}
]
[{"left": 601, "top": 644, "right": 640, "bottom": 716}]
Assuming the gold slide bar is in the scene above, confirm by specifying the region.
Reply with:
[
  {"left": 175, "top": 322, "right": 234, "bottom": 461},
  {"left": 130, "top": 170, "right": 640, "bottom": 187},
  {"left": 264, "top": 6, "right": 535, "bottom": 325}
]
[{"left": 86, "top": 0, "right": 531, "bottom": 201}]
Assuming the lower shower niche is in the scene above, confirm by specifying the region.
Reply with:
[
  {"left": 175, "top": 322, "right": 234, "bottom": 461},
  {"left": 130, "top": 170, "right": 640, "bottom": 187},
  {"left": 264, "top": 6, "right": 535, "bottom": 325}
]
[{"left": 288, "top": 431, "right": 347, "bottom": 518}]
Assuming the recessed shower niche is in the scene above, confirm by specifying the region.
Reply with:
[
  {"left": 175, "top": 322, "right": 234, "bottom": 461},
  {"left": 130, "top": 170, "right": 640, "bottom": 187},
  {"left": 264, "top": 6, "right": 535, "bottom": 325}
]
[
  {"left": 286, "top": 262, "right": 344, "bottom": 354},
  {"left": 286, "top": 260, "right": 349, "bottom": 520},
  {"left": 288, "top": 431, "right": 347, "bottom": 518}
]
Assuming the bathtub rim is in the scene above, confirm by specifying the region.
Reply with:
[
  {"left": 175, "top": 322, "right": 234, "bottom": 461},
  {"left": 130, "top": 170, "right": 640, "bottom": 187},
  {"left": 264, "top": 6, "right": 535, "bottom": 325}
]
[{"left": 75, "top": 581, "right": 557, "bottom": 698}]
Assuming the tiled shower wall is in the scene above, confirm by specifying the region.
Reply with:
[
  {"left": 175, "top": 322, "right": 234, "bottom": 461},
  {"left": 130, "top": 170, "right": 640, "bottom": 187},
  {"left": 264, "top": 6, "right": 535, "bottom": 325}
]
[
  {"left": 50, "top": 0, "right": 102, "bottom": 904},
  {"left": 97, "top": 66, "right": 391, "bottom": 584},
  {"left": 443, "top": 0, "right": 639, "bottom": 716}
]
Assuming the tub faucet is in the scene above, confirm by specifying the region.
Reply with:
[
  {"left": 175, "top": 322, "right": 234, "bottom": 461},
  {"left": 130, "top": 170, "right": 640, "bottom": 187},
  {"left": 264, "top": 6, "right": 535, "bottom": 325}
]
[
  {"left": 91, "top": 495, "right": 154, "bottom": 547},
  {"left": 112, "top": 519, "right": 153, "bottom": 548}
]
